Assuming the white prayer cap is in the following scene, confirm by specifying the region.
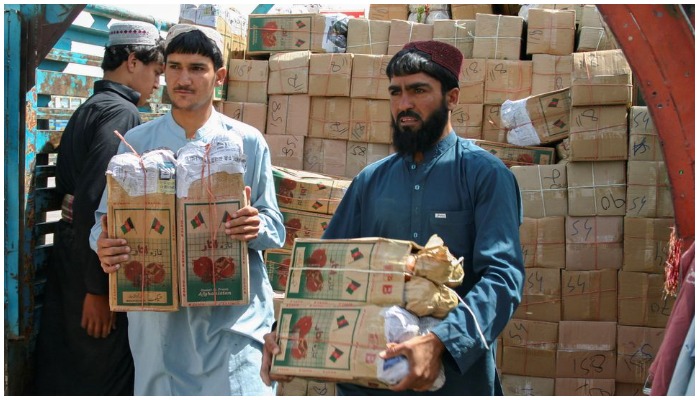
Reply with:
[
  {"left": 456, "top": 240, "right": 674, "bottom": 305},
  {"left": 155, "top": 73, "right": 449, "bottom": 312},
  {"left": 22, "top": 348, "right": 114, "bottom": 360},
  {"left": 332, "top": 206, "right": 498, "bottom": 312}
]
[
  {"left": 107, "top": 20, "right": 160, "bottom": 47},
  {"left": 165, "top": 24, "right": 224, "bottom": 56}
]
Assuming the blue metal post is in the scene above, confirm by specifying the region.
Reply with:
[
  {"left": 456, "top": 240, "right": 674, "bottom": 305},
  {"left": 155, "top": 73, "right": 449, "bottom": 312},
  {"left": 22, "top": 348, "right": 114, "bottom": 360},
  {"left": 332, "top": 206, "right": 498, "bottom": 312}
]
[{"left": 5, "top": 5, "right": 23, "bottom": 338}]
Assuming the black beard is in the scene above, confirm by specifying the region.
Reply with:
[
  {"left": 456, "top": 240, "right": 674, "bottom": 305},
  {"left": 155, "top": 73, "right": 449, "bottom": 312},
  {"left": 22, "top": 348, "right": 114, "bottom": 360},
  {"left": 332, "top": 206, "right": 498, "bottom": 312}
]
[{"left": 391, "top": 100, "right": 449, "bottom": 156}]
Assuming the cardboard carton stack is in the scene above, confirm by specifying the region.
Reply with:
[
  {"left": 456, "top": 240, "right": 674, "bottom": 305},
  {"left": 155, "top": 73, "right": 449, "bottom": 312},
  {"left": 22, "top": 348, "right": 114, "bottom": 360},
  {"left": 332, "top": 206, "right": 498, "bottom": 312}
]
[
  {"left": 271, "top": 236, "right": 463, "bottom": 388},
  {"left": 106, "top": 150, "right": 179, "bottom": 311},
  {"left": 179, "top": 4, "right": 248, "bottom": 100},
  {"left": 211, "top": 5, "right": 679, "bottom": 395}
]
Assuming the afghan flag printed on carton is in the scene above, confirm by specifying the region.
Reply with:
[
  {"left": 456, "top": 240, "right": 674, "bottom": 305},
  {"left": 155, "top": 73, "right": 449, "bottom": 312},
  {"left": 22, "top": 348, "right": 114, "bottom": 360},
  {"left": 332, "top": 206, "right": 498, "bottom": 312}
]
[
  {"left": 110, "top": 208, "right": 176, "bottom": 310},
  {"left": 271, "top": 305, "right": 388, "bottom": 385},
  {"left": 182, "top": 202, "right": 247, "bottom": 305},
  {"left": 285, "top": 239, "right": 408, "bottom": 305}
]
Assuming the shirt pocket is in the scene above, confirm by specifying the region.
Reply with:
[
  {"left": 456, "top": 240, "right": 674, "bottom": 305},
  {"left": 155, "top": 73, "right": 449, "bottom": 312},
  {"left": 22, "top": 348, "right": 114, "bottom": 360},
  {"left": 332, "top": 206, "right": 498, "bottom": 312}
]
[{"left": 427, "top": 210, "right": 473, "bottom": 254}]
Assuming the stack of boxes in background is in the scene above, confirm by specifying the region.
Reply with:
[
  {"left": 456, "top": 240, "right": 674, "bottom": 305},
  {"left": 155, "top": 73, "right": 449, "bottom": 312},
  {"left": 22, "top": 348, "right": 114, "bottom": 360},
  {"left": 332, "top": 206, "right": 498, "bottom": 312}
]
[
  {"left": 178, "top": 4, "right": 248, "bottom": 100},
  {"left": 178, "top": 3, "right": 679, "bottom": 396}
]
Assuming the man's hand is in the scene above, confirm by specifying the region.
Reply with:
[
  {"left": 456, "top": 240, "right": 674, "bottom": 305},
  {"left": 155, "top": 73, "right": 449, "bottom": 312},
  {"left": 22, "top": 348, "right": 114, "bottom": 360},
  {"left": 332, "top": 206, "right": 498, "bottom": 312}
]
[
  {"left": 260, "top": 331, "right": 293, "bottom": 386},
  {"left": 96, "top": 215, "right": 130, "bottom": 273},
  {"left": 380, "top": 333, "right": 446, "bottom": 392},
  {"left": 81, "top": 293, "right": 115, "bottom": 338},
  {"left": 225, "top": 186, "right": 260, "bottom": 242}
]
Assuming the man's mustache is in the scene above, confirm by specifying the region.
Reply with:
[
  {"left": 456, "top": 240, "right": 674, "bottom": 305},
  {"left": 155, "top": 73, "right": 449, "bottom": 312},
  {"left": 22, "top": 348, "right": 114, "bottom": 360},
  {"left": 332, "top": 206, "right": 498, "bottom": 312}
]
[{"left": 397, "top": 110, "right": 421, "bottom": 120}]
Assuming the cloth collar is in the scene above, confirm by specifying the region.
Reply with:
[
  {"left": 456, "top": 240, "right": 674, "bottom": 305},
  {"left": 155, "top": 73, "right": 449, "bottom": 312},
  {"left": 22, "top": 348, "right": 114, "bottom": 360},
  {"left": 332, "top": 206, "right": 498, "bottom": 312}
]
[
  {"left": 401, "top": 131, "right": 458, "bottom": 164},
  {"left": 164, "top": 106, "right": 221, "bottom": 142},
  {"left": 94, "top": 80, "right": 141, "bottom": 105}
]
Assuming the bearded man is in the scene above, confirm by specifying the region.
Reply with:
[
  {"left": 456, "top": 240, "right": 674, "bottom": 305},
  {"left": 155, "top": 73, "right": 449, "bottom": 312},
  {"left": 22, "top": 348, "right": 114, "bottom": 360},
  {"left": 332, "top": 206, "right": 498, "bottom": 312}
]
[{"left": 261, "top": 40, "right": 525, "bottom": 395}]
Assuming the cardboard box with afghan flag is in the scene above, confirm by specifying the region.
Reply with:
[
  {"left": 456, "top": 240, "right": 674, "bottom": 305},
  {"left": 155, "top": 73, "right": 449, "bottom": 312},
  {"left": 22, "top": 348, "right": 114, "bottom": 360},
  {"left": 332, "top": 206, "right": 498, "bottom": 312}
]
[
  {"left": 106, "top": 149, "right": 179, "bottom": 311},
  {"left": 280, "top": 208, "right": 333, "bottom": 250},
  {"left": 176, "top": 135, "right": 250, "bottom": 307},
  {"left": 284, "top": 238, "right": 416, "bottom": 304},
  {"left": 271, "top": 302, "right": 392, "bottom": 388},
  {"left": 272, "top": 166, "right": 350, "bottom": 215},
  {"left": 264, "top": 249, "right": 292, "bottom": 292}
]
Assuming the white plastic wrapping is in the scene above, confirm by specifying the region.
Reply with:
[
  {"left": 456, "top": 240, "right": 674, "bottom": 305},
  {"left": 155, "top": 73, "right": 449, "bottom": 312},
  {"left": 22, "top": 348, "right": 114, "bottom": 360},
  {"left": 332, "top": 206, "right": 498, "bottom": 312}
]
[
  {"left": 106, "top": 149, "right": 177, "bottom": 197},
  {"left": 175, "top": 134, "right": 246, "bottom": 198},
  {"left": 501, "top": 98, "right": 542, "bottom": 146},
  {"left": 376, "top": 306, "right": 446, "bottom": 390}
]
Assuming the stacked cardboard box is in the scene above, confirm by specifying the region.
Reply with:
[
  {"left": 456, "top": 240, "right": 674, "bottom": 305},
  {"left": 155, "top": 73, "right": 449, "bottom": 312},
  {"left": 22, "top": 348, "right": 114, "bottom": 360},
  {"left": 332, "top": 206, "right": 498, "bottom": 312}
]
[
  {"left": 106, "top": 150, "right": 179, "bottom": 311},
  {"left": 216, "top": 6, "right": 679, "bottom": 395}
]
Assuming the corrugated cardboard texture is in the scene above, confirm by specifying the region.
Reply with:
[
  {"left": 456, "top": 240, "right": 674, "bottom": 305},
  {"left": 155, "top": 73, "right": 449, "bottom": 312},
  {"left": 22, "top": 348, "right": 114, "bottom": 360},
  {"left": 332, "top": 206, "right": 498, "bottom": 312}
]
[
  {"left": 285, "top": 238, "right": 414, "bottom": 304},
  {"left": 626, "top": 161, "right": 674, "bottom": 218},
  {"left": 566, "top": 161, "right": 627, "bottom": 216},
  {"left": 484, "top": 60, "right": 532, "bottom": 105},
  {"left": 502, "top": 87, "right": 571, "bottom": 146},
  {"left": 571, "top": 49, "right": 632, "bottom": 106},
  {"left": 482, "top": 105, "right": 507, "bottom": 142},
  {"left": 272, "top": 165, "right": 350, "bottom": 215},
  {"left": 227, "top": 59, "right": 269, "bottom": 104},
  {"left": 616, "top": 325, "right": 665, "bottom": 384},
  {"left": 622, "top": 217, "right": 675, "bottom": 273},
  {"left": 222, "top": 101, "right": 267, "bottom": 134},
  {"left": 451, "top": 5, "right": 493, "bottom": 20},
  {"left": 501, "top": 319, "right": 558, "bottom": 377},
  {"left": 280, "top": 207, "right": 333, "bottom": 250},
  {"left": 266, "top": 95, "right": 310, "bottom": 136},
  {"left": 452, "top": 103, "right": 483, "bottom": 139},
  {"left": 265, "top": 134, "right": 304, "bottom": 170},
  {"left": 628, "top": 106, "right": 664, "bottom": 161},
  {"left": 577, "top": 5, "right": 619, "bottom": 52},
  {"left": 473, "top": 140, "right": 555, "bottom": 168},
  {"left": 561, "top": 269, "right": 617, "bottom": 321},
  {"left": 555, "top": 378, "right": 616, "bottom": 395},
  {"left": 433, "top": 19, "right": 476, "bottom": 58},
  {"left": 350, "top": 54, "right": 392, "bottom": 100},
  {"left": 278, "top": 377, "right": 336, "bottom": 396},
  {"left": 565, "top": 216, "right": 623, "bottom": 270},
  {"left": 346, "top": 142, "right": 391, "bottom": 178},
  {"left": 346, "top": 19, "right": 391, "bottom": 55},
  {"left": 556, "top": 321, "right": 617, "bottom": 379},
  {"left": 387, "top": 20, "right": 434, "bottom": 55},
  {"left": 349, "top": 99, "right": 391, "bottom": 144},
  {"left": 309, "top": 97, "right": 351, "bottom": 140},
  {"left": 271, "top": 302, "right": 390, "bottom": 387},
  {"left": 302, "top": 138, "right": 348, "bottom": 178},
  {"left": 569, "top": 105, "right": 628, "bottom": 161},
  {"left": 458, "top": 59, "right": 486, "bottom": 104},
  {"left": 531, "top": 54, "right": 572, "bottom": 96},
  {"left": 308, "top": 53, "right": 353, "bottom": 97},
  {"left": 247, "top": 14, "right": 345, "bottom": 54},
  {"left": 178, "top": 171, "right": 249, "bottom": 306},
  {"left": 473, "top": 13, "right": 524, "bottom": 60},
  {"left": 267, "top": 51, "right": 310, "bottom": 95},
  {"left": 618, "top": 271, "right": 675, "bottom": 328},
  {"left": 106, "top": 152, "right": 178, "bottom": 312},
  {"left": 264, "top": 249, "right": 292, "bottom": 292},
  {"left": 519, "top": 216, "right": 566, "bottom": 268},
  {"left": 513, "top": 268, "right": 561, "bottom": 322},
  {"left": 368, "top": 4, "right": 408, "bottom": 21},
  {"left": 615, "top": 382, "right": 645, "bottom": 396},
  {"left": 526, "top": 8, "right": 575, "bottom": 55},
  {"left": 512, "top": 165, "right": 568, "bottom": 218},
  {"left": 502, "top": 375, "right": 555, "bottom": 396}
]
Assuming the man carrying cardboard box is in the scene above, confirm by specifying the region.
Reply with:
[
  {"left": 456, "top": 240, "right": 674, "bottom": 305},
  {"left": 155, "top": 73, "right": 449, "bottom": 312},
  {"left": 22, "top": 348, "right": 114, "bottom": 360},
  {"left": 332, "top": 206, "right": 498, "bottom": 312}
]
[
  {"left": 90, "top": 24, "right": 285, "bottom": 395},
  {"left": 261, "top": 40, "right": 525, "bottom": 395}
]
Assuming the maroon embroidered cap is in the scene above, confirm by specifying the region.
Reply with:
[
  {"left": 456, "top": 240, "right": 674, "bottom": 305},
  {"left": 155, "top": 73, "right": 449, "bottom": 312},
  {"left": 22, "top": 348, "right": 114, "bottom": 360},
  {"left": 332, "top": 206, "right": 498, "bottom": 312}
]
[{"left": 402, "top": 40, "right": 463, "bottom": 80}]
